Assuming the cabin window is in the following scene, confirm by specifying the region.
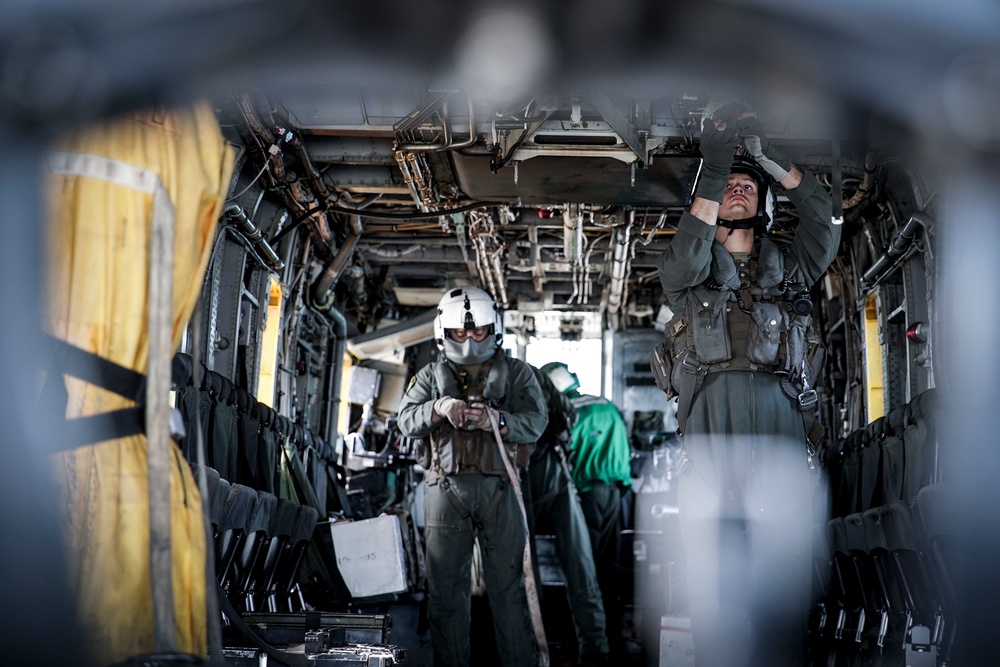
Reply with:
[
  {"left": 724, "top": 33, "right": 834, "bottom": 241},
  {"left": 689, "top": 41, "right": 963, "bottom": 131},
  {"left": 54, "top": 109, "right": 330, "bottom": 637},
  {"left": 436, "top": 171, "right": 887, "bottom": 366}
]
[
  {"left": 256, "top": 277, "right": 284, "bottom": 407},
  {"left": 525, "top": 336, "right": 604, "bottom": 396},
  {"left": 863, "top": 291, "right": 885, "bottom": 423}
]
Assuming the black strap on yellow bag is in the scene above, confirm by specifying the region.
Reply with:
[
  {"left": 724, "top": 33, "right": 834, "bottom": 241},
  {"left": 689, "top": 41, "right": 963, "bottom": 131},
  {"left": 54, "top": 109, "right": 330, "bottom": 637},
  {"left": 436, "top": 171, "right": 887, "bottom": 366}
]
[{"left": 39, "top": 333, "right": 188, "bottom": 451}]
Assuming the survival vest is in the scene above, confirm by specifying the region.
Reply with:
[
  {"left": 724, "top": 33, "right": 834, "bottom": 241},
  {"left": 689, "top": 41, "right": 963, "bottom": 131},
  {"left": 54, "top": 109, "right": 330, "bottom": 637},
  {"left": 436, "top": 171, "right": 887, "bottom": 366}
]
[
  {"left": 651, "top": 238, "right": 825, "bottom": 446},
  {"left": 415, "top": 355, "right": 536, "bottom": 485}
]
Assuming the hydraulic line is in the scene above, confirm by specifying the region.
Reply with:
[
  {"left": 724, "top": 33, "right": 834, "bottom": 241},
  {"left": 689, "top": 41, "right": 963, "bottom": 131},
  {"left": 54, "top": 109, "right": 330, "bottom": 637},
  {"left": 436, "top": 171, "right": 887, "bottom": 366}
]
[
  {"left": 862, "top": 214, "right": 927, "bottom": 285},
  {"left": 562, "top": 203, "right": 584, "bottom": 264},
  {"left": 395, "top": 93, "right": 477, "bottom": 152},
  {"left": 308, "top": 301, "right": 347, "bottom": 445},
  {"left": 582, "top": 234, "right": 598, "bottom": 304},
  {"left": 474, "top": 234, "right": 498, "bottom": 302},
  {"left": 563, "top": 204, "right": 584, "bottom": 304},
  {"left": 607, "top": 211, "right": 633, "bottom": 315},
  {"left": 363, "top": 243, "right": 425, "bottom": 258},
  {"left": 843, "top": 150, "right": 877, "bottom": 210},
  {"left": 224, "top": 203, "right": 285, "bottom": 272},
  {"left": 489, "top": 243, "right": 508, "bottom": 307},
  {"left": 313, "top": 214, "right": 363, "bottom": 299},
  {"left": 395, "top": 149, "right": 426, "bottom": 211},
  {"left": 528, "top": 225, "right": 545, "bottom": 292}
]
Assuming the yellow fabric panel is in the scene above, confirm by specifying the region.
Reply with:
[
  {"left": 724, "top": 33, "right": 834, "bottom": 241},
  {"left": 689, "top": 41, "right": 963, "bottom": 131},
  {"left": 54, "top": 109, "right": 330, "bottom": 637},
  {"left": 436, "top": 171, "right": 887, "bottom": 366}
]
[{"left": 43, "top": 103, "right": 234, "bottom": 664}]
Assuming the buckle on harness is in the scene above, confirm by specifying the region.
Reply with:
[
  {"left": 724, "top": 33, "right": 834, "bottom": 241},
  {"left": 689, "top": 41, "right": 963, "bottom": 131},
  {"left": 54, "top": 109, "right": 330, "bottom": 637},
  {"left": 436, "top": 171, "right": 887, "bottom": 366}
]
[
  {"left": 798, "top": 389, "right": 818, "bottom": 409},
  {"left": 680, "top": 351, "right": 701, "bottom": 373}
]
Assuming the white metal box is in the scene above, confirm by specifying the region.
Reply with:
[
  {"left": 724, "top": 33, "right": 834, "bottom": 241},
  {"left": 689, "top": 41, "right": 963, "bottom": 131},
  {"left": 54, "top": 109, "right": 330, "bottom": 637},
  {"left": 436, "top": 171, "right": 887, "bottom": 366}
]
[
  {"left": 659, "top": 616, "right": 695, "bottom": 667},
  {"left": 329, "top": 514, "right": 409, "bottom": 598}
]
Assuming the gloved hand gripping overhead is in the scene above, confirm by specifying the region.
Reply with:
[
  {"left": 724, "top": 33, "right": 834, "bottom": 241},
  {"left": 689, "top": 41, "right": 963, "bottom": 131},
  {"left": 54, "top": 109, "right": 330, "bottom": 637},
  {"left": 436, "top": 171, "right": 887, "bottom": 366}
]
[
  {"left": 696, "top": 102, "right": 742, "bottom": 203},
  {"left": 738, "top": 114, "right": 791, "bottom": 181}
]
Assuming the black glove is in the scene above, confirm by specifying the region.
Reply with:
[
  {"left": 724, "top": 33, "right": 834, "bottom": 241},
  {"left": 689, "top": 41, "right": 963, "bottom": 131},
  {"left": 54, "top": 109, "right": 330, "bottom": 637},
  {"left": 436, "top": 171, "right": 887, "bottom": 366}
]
[
  {"left": 738, "top": 114, "right": 791, "bottom": 181},
  {"left": 696, "top": 102, "right": 742, "bottom": 203}
]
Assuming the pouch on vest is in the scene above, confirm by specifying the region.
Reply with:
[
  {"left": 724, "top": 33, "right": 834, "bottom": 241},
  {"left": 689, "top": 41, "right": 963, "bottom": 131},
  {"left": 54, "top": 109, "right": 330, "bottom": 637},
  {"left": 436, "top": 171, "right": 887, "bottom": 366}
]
[
  {"left": 412, "top": 437, "right": 432, "bottom": 469},
  {"left": 432, "top": 428, "right": 515, "bottom": 477},
  {"left": 690, "top": 288, "right": 732, "bottom": 364},
  {"left": 650, "top": 340, "right": 676, "bottom": 398},
  {"left": 778, "top": 312, "right": 811, "bottom": 375},
  {"left": 746, "top": 301, "right": 783, "bottom": 366},
  {"left": 431, "top": 436, "right": 456, "bottom": 476},
  {"left": 651, "top": 311, "right": 691, "bottom": 398}
]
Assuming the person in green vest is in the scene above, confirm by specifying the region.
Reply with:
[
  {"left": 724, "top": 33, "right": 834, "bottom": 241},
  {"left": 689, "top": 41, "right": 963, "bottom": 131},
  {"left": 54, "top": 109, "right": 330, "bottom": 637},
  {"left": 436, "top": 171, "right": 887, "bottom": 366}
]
[
  {"left": 526, "top": 365, "right": 611, "bottom": 667},
  {"left": 541, "top": 362, "right": 632, "bottom": 659}
]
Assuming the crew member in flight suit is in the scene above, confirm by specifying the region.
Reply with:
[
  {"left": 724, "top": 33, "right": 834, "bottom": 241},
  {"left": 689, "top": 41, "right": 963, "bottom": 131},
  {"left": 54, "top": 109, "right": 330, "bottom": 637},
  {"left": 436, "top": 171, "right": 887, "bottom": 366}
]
[
  {"left": 541, "top": 362, "right": 632, "bottom": 659},
  {"left": 397, "top": 286, "right": 547, "bottom": 667},
  {"left": 526, "top": 365, "right": 611, "bottom": 667},
  {"left": 655, "top": 100, "right": 842, "bottom": 666}
]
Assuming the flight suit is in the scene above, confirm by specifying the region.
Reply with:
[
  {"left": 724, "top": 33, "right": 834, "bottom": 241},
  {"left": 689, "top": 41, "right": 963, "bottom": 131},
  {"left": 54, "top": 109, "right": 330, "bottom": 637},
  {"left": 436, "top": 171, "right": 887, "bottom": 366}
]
[
  {"left": 656, "top": 168, "right": 841, "bottom": 666},
  {"left": 526, "top": 368, "right": 610, "bottom": 663},
  {"left": 397, "top": 350, "right": 547, "bottom": 667},
  {"left": 566, "top": 392, "right": 633, "bottom": 655}
]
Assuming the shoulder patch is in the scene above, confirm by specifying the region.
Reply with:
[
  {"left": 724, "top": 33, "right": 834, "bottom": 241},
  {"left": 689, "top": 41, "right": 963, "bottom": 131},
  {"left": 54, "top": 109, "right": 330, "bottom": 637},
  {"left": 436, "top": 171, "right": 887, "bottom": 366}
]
[{"left": 405, "top": 376, "right": 417, "bottom": 393}]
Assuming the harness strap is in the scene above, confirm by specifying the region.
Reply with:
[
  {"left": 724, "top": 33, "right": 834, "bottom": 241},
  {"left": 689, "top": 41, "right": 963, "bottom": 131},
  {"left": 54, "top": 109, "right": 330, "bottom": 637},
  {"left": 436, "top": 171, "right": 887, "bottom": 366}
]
[
  {"left": 780, "top": 344, "right": 827, "bottom": 448},
  {"left": 673, "top": 353, "right": 708, "bottom": 434},
  {"left": 439, "top": 476, "right": 508, "bottom": 537},
  {"left": 480, "top": 479, "right": 508, "bottom": 529},
  {"left": 484, "top": 411, "right": 550, "bottom": 667},
  {"left": 676, "top": 348, "right": 826, "bottom": 450},
  {"left": 532, "top": 444, "right": 575, "bottom": 506}
]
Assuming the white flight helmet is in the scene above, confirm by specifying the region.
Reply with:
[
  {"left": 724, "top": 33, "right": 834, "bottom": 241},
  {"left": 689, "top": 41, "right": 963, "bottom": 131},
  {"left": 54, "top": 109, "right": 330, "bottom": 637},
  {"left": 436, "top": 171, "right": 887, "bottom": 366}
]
[
  {"left": 434, "top": 286, "right": 503, "bottom": 364},
  {"left": 540, "top": 362, "right": 580, "bottom": 394}
]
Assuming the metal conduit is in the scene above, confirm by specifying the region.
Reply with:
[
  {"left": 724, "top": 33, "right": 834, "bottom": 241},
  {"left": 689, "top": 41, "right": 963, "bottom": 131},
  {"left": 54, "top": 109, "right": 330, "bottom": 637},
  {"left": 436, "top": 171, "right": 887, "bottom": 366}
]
[
  {"left": 606, "top": 211, "right": 633, "bottom": 314},
  {"left": 321, "top": 306, "right": 347, "bottom": 444},
  {"left": 394, "top": 150, "right": 425, "bottom": 211},
  {"left": 563, "top": 204, "right": 584, "bottom": 304},
  {"left": 862, "top": 214, "right": 927, "bottom": 284},
  {"left": 529, "top": 225, "right": 545, "bottom": 292},
  {"left": 489, "top": 243, "right": 509, "bottom": 307},
  {"left": 474, "top": 235, "right": 497, "bottom": 299},
  {"left": 364, "top": 243, "right": 426, "bottom": 258},
  {"left": 403, "top": 152, "right": 437, "bottom": 211},
  {"left": 396, "top": 93, "right": 477, "bottom": 152},
  {"left": 313, "top": 214, "right": 363, "bottom": 299},
  {"left": 562, "top": 203, "right": 583, "bottom": 263},
  {"left": 582, "top": 235, "right": 598, "bottom": 304},
  {"left": 290, "top": 129, "right": 333, "bottom": 204},
  {"left": 224, "top": 203, "right": 285, "bottom": 272}
]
